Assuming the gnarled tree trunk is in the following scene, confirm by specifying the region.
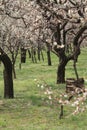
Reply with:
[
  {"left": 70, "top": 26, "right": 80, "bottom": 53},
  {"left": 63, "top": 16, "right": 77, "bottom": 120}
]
[{"left": 57, "top": 57, "right": 68, "bottom": 83}]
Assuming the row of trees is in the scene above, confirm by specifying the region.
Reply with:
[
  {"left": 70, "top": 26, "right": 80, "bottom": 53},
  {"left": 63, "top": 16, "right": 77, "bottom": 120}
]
[
  {"left": 35, "top": 0, "right": 87, "bottom": 83},
  {"left": 0, "top": 0, "right": 87, "bottom": 98}
]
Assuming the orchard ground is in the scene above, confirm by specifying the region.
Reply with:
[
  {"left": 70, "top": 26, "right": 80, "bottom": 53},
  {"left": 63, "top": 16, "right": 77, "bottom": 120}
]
[{"left": 0, "top": 47, "right": 87, "bottom": 130}]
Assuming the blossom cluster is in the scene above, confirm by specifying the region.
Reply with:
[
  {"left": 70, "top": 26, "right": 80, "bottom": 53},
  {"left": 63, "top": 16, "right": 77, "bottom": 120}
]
[
  {"left": 59, "top": 89, "right": 87, "bottom": 116},
  {"left": 34, "top": 79, "right": 87, "bottom": 117}
]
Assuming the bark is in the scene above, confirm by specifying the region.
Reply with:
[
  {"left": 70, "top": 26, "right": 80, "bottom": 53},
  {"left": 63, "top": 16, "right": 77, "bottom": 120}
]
[
  {"left": 53, "top": 45, "right": 68, "bottom": 83},
  {"left": 46, "top": 42, "right": 52, "bottom": 66},
  {"left": 0, "top": 48, "right": 14, "bottom": 98},
  {"left": 33, "top": 50, "right": 37, "bottom": 63},
  {"left": 3, "top": 69, "right": 13, "bottom": 98},
  {"left": 47, "top": 50, "right": 51, "bottom": 66},
  {"left": 57, "top": 57, "right": 68, "bottom": 83},
  {"left": 37, "top": 43, "right": 41, "bottom": 61},
  {"left": 59, "top": 105, "right": 64, "bottom": 119},
  {"left": 73, "top": 22, "right": 87, "bottom": 46},
  {"left": 21, "top": 48, "right": 26, "bottom": 63},
  {"left": 12, "top": 64, "right": 16, "bottom": 79},
  {"left": 11, "top": 53, "right": 16, "bottom": 79}
]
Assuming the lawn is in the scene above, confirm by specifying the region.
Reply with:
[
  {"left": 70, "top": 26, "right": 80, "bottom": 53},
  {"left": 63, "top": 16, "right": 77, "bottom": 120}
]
[{"left": 0, "top": 48, "right": 87, "bottom": 130}]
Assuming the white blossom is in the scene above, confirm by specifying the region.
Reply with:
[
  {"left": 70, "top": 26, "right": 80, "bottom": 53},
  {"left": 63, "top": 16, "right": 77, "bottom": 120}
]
[
  {"left": 48, "top": 95, "right": 52, "bottom": 100},
  {"left": 37, "top": 84, "right": 40, "bottom": 87},
  {"left": 34, "top": 79, "right": 37, "bottom": 81},
  {"left": 41, "top": 85, "right": 44, "bottom": 89},
  {"left": 64, "top": 94, "right": 68, "bottom": 98},
  {"left": 53, "top": 42, "right": 57, "bottom": 46},
  {"left": 59, "top": 99, "right": 63, "bottom": 104},
  {"left": 71, "top": 100, "right": 79, "bottom": 107}
]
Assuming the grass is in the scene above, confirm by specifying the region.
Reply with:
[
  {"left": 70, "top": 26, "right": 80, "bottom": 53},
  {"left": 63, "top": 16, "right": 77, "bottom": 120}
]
[{"left": 0, "top": 48, "right": 87, "bottom": 130}]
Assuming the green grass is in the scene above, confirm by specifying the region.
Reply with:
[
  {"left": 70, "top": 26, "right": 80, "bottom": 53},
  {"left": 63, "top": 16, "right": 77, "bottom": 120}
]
[{"left": 0, "top": 48, "right": 87, "bottom": 130}]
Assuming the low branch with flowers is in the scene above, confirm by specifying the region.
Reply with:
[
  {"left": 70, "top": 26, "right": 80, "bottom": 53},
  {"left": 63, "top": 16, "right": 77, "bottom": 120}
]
[{"left": 34, "top": 79, "right": 87, "bottom": 119}]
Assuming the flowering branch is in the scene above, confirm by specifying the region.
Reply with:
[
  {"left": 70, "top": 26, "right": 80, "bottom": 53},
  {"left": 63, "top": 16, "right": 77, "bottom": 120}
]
[{"left": 34, "top": 78, "right": 87, "bottom": 119}]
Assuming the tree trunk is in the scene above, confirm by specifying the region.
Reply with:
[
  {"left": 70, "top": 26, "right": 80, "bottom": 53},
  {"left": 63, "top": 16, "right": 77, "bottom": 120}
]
[
  {"left": 0, "top": 48, "right": 14, "bottom": 98},
  {"left": 37, "top": 49, "right": 40, "bottom": 61},
  {"left": 37, "top": 42, "right": 41, "bottom": 61},
  {"left": 21, "top": 48, "right": 26, "bottom": 63},
  {"left": 47, "top": 50, "right": 52, "bottom": 66},
  {"left": 46, "top": 42, "right": 52, "bottom": 66},
  {"left": 57, "top": 58, "right": 68, "bottom": 83},
  {"left": 33, "top": 50, "right": 37, "bottom": 63},
  {"left": 3, "top": 69, "right": 14, "bottom": 98},
  {"left": 12, "top": 64, "right": 16, "bottom": 79}
]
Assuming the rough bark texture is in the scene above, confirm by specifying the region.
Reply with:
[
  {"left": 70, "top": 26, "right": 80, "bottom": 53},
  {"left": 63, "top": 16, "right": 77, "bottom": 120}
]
[{"left": 57, "top": 56, "right": 68, "bottom": 83}]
